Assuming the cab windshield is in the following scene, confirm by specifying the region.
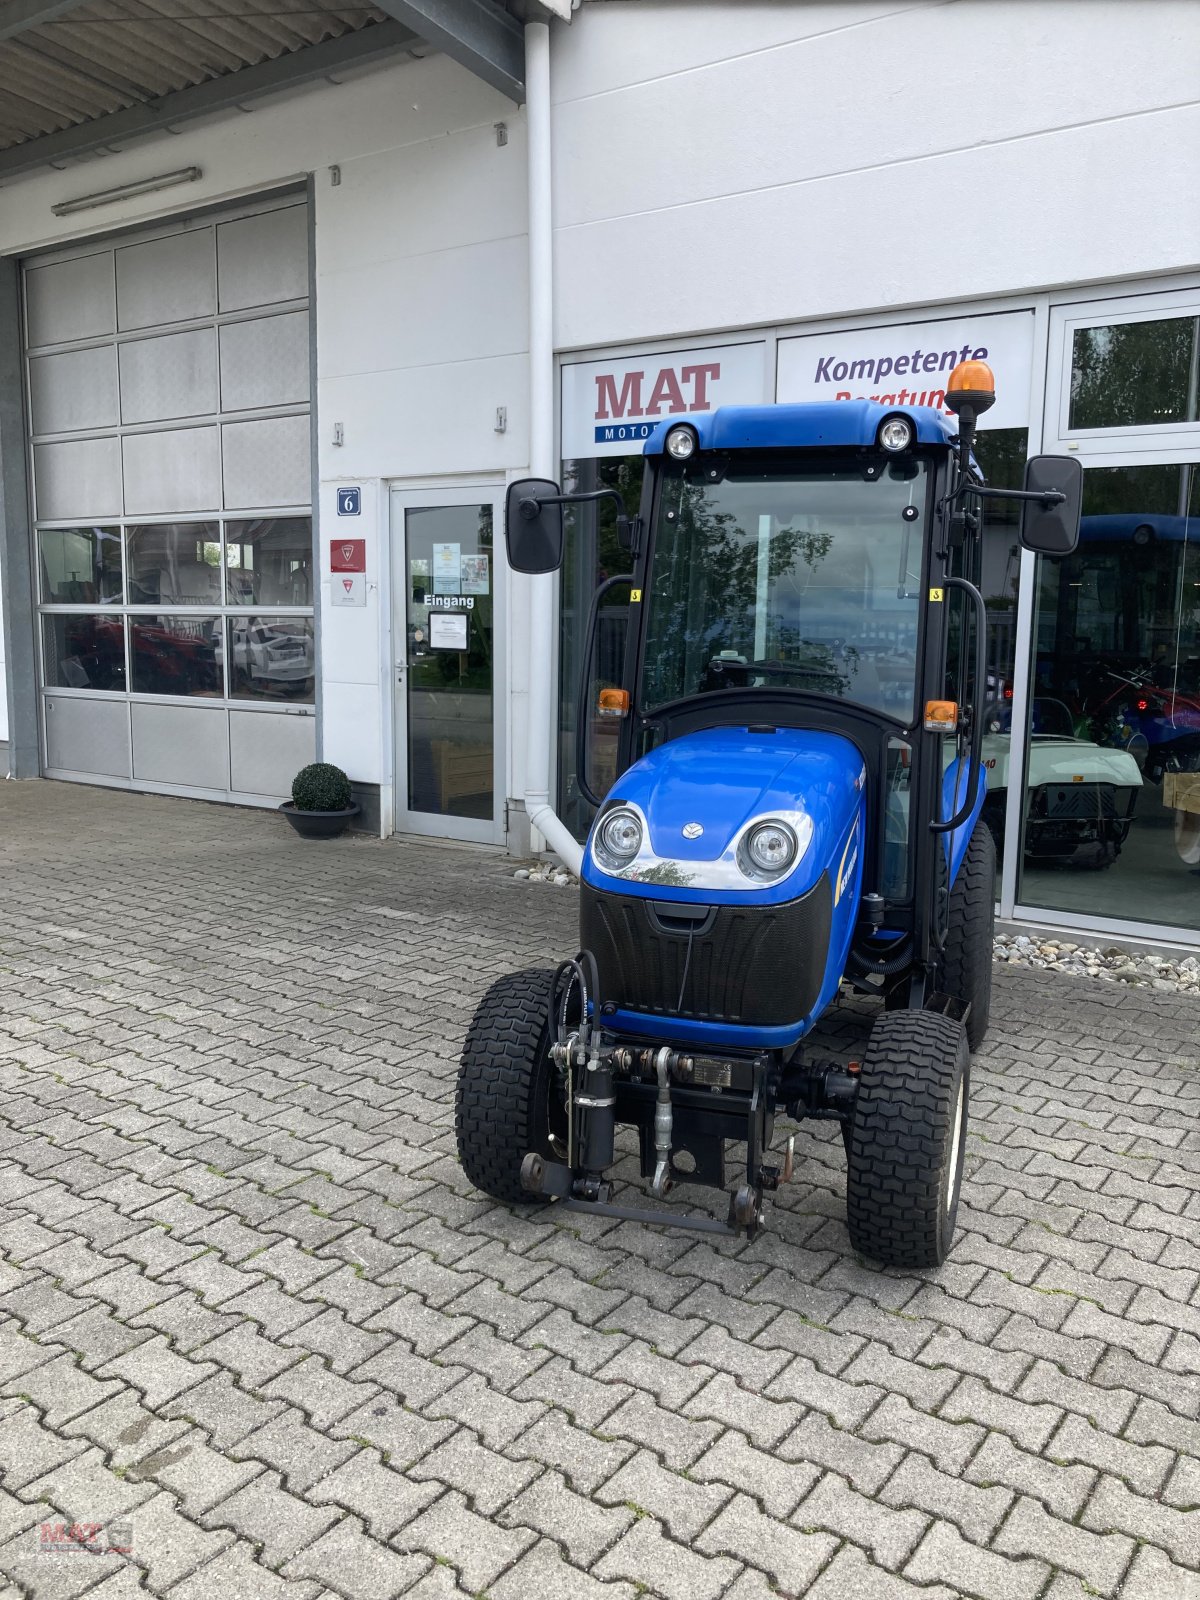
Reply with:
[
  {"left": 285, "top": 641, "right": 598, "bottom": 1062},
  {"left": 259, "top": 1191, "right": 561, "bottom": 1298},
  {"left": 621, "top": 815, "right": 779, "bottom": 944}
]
[{"left": 641, "top": 459, "right": 928, "bottom": 721}]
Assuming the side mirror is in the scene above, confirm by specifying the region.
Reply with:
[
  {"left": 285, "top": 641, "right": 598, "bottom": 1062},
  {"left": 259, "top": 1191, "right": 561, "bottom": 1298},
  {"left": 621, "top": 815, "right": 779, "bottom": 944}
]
[
  {"left": 1020, "top": 455, "right": 1083, "bottom": 556},
  {"left": 505, "top": 478, "right": 564, "bottom": 574}
]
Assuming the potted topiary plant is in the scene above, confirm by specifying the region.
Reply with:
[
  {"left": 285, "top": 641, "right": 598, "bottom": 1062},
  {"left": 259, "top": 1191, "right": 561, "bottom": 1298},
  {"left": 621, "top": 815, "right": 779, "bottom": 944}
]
[{"left": 281, "top": 761, "right": 361, "bottom": 839}]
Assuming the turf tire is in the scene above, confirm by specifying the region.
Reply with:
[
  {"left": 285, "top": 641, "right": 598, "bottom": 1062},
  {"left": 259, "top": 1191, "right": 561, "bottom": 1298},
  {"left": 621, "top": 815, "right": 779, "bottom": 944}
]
[
  {"left": 845, "top": 1009, "right": 970, "bottom": 1269},
  {"left": 938, "top": 819, "right": 995, "bottom": 1050},
  {"left": 455, "top": 968, "right": 566, "bottom": 1205}
]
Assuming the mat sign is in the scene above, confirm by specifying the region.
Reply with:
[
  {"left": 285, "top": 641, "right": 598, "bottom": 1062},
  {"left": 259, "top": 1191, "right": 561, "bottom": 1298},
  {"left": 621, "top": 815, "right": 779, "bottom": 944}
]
[{"left": 561, "top": 342, "right": 766, "bottom": 458}]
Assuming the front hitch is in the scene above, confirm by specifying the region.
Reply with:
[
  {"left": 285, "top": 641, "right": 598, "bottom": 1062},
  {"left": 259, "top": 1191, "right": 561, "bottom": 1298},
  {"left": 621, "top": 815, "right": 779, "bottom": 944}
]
[{"left": 526, "top": 990, "right": 781, "bottom": 1237}]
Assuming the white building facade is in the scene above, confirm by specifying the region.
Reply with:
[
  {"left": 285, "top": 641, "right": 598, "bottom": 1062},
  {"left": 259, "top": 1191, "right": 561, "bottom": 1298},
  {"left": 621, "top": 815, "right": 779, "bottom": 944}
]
[{"left": 1, "top": 0, "right": 1198, "bottom": 943}]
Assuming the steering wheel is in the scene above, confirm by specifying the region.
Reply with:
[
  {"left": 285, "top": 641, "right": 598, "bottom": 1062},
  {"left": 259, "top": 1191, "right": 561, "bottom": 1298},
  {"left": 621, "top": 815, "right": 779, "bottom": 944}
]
[
  {"left": 705, "top": 655, "right": 843, "bottom": 689},
  {"left": 749, "top": 658, "right": 843, "bottom": 683}
]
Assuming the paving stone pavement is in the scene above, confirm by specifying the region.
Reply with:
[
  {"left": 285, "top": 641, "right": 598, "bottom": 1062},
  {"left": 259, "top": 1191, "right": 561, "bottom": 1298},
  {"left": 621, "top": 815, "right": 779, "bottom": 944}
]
[{"left": 0, "top": 780, "right": 1198, "bottom": 1600}]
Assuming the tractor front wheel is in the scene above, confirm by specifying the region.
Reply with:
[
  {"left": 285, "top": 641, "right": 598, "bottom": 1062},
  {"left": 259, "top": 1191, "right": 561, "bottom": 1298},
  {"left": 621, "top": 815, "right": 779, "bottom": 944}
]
[
  {"left": 845, "top": 1010, "right": 970, "bottom": 1269},
  {"left": 455, "top": 968, "right": 568, "bottom": 1205}
]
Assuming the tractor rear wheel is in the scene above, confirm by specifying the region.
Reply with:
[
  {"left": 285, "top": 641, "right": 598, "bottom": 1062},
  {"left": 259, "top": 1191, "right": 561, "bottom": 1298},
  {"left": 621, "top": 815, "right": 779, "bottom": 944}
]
[
  {"left": 845, "top": 1010, "right": 970, "bottom": 1269},
  {"left": 938, "top": 819, "right": 995, "bottom": 1050},
  {"left": 455, "top": 968, "right": 568, "bottom": 1205}
]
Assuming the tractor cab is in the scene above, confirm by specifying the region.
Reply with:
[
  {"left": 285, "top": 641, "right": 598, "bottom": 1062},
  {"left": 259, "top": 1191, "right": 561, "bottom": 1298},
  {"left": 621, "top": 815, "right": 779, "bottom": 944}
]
[{"left": 456, "top": 363, "right": 1083, "bottom": 1267}]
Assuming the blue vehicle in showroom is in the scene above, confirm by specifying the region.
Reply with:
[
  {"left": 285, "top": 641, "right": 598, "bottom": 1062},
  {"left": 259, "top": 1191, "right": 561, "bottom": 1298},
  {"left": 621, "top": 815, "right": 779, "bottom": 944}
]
[{"left": 456, "top": 363, "right": 1082, "bottom": 1267}]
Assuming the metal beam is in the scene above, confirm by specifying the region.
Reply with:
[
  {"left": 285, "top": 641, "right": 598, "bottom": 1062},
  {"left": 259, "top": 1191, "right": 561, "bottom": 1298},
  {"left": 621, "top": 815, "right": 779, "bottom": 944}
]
[
  {"left": 0, "top": 19, "right": 420, "bottom": 180},
  {"left": 0, "top": 256, "right": 39, "bottom": 779},
  {"left": 372, "top": 0, "right": 524, "bottom": 102},
  {"left": 0, "top": 0, "right": 91, "bottom": 44}
]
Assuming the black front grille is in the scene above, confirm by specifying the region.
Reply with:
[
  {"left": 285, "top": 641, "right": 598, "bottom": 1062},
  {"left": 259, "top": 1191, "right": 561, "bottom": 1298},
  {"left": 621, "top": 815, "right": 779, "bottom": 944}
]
[
  {"left": 581, "top": 877, "right": 832, "bottom": 1028},
  {"left": 1041, "top": 783, "right": 1118, "bottom": 820}
]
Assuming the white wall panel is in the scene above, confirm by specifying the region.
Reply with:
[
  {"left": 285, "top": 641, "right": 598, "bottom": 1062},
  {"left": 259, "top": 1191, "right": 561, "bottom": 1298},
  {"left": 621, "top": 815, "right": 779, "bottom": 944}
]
[
  {"left": 222, "top": 415, "right": 310, "bottom": 508},
  {"left": 217, "top": 205, "right": 308, "bottom": 312},
  {"left": 555, "top": 103, "right": 1200, "bottom": 350},
  {"left": 33, "top": 437, "right": 121, "bottom": 521},
  {"left": 317, "top": 354, "right": 527, "bottom": 479},
  {"left": 122, "top": 425, "right": 220, "bottom": 515},
  {"left": 29, "top": 345, "right": 118, "bottom": 435},
  {"left": 44, "top": 694, "right": 130, "bottom": 777},
  {"left": 131, "top": 700, "right": 229, "bottom": 789},
  {"left": 550, "top": 1, "right": 906, "bottom": 101},
  {"left": 553, "top": 2, "right": 1198, "bottom": 232},
  {"left": 319, "top": 235, "right": 526, "bottom": 378},
  {"left": 218, "top": 312, "right": 309, "bottom": 410},
  {"left": 119, "top": 328, "right": 218, "bottom": 424},
  {"left": 116, "top": 230, "right": 215, "bottom": 330},
  {"left": 25, "top": 252, "right": 114, "bottom": 347},
  {"left": 229, "top": 708, "right": 315, "bottom": 796},
  {"left": 319, "top": 679, "right": 383, "bottom": 784},
  {"left": 552, "top": 1, "right": 1200, "bottom": 350},
  {"left": 318, "top": 121, "right": 526, "bottom": 268}
]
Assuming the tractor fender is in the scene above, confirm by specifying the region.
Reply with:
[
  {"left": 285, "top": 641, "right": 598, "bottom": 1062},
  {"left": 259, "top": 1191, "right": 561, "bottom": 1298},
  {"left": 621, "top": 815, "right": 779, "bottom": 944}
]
[{"left": 941, "top": 755, "right": 988, "bottom": 887}]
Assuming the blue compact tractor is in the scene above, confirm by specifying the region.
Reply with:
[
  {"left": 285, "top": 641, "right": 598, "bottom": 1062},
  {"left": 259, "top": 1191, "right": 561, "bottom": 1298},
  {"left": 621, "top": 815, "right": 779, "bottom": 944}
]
[{"left": 456, "top": 363, "right": 1082, "bottom": 1266}]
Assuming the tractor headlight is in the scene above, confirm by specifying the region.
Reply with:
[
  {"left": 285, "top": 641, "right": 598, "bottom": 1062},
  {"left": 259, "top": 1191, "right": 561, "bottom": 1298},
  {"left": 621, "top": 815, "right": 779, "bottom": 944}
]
[
  {"left": 666, "top": 424, "right": 697, "bottom": 460},
  {"left": 878, "top": 416, "right": 914, "bottom": 453},
  {"left": 595, "top": 806, "right": 643, "bottom": 870},
  {"left": 741, "top": 819, "right": 799, "bottom": 880}
]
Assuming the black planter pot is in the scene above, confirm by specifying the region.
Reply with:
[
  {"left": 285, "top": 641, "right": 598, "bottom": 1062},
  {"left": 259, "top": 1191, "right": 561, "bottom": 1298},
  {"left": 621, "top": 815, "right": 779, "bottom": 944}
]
[{"left": 280, "top": 801, "right": 361, "bottom": 839}]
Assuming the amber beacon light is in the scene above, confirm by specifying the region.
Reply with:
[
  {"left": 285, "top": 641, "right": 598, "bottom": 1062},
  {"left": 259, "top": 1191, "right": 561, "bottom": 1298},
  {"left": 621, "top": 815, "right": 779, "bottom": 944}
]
[{"left": 944, "top": 359, "right": 996, "bottom": 417}]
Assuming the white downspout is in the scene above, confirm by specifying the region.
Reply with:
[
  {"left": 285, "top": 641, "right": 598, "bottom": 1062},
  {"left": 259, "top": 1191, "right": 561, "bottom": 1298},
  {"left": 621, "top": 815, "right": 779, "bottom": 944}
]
[{"left": 523, "top": 18, "right": 584, "bottom": 874}]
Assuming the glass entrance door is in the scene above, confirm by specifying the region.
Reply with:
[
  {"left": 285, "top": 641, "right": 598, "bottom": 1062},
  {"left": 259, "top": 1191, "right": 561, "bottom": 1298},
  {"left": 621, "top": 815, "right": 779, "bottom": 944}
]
[{"left": 390, "top": 487, "right": 504, "bottom": 844}]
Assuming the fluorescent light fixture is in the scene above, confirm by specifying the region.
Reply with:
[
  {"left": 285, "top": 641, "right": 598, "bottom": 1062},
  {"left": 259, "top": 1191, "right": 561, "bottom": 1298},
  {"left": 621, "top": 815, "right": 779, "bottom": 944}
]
[{"left": 52, "top": 166, "right": 202, "bottom": 217}]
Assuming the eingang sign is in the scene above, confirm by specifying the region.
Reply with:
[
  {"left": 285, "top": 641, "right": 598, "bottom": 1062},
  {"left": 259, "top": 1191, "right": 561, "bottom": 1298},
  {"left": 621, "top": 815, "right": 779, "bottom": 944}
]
[
  {"left": 777, "top": 311, "right": 1034, "bottom": 430},
  {"left": 561, "top": 341, "right": 766, "bottom": 459}
]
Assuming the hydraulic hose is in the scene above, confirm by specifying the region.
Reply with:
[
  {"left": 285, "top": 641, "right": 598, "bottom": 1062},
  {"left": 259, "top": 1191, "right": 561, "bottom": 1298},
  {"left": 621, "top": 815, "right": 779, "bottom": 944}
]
[{"left": 848, "top": 940, "right": 913, "bottom": 978}]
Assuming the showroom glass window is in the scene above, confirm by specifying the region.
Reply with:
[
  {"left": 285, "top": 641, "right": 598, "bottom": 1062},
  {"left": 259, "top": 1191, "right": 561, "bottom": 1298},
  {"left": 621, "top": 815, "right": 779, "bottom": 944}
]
[
  {"left": 37, "top": 517, "right": 315, "bottom": 703},
  {"left": 1018, "top": 306, "right": 1200, "bottom": 932}
]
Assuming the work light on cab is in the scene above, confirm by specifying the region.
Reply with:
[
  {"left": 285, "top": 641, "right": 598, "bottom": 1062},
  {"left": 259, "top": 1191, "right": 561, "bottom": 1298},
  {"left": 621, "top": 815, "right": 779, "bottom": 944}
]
[
  {"left": 665, "top": 424, "right": 697, "bottom": 460},
  {"left": 877, "top": 415, "right": 915, "bottom": 453}
]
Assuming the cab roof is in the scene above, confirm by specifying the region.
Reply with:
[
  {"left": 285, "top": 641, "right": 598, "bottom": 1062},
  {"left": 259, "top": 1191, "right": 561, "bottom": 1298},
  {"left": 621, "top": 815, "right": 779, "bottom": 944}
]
[{"left": 643, "top": 400, "right": 958, "bottom": 455}]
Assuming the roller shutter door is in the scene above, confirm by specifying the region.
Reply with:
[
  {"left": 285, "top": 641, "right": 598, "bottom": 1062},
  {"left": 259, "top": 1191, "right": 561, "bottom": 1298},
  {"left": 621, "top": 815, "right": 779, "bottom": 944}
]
[{"left": 26, "top": 193, "right": 317, "bottom": 802}]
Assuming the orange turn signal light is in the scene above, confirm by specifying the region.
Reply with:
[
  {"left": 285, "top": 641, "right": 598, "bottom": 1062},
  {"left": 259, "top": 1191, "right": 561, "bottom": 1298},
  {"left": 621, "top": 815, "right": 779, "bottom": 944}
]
[
  {"left": 598, "top": 687, "right": 630, "bottom": 719},
  {"left": 924, "top": 699, "right": 959, "bottom": 732}
]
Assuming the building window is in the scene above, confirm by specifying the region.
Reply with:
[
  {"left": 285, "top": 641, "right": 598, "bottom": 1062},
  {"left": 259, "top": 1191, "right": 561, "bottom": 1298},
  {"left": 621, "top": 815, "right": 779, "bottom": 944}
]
[
  {"left": 36, "top": 518, "right": 315, "bottom": 704},
  {"left": 1070, "top": 316, "right": 1199, "bottom": 431}
]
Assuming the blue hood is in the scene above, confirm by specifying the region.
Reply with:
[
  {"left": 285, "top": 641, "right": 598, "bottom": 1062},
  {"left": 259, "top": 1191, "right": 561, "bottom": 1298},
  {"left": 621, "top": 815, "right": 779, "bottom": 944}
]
[{"left": 582, "top": 727, "right": 866, "bottom": 906}]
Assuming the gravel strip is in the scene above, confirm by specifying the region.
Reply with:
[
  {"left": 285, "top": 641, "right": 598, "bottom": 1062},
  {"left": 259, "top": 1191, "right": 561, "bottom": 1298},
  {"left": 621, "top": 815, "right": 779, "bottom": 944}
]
[{"left": 994, "top": 933, "right": 1199, "bottom": 993}]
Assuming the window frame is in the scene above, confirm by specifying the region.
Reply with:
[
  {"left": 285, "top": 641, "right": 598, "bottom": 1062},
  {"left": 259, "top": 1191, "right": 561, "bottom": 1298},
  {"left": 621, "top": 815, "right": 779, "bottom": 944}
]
[{"left": 1047, "top": 289, "right": 1200, "bottom": 454}]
